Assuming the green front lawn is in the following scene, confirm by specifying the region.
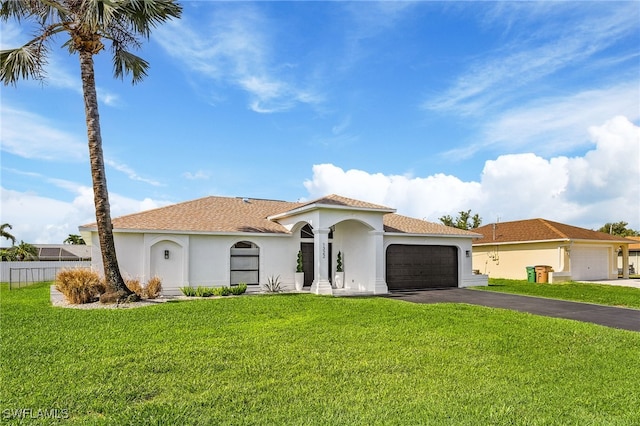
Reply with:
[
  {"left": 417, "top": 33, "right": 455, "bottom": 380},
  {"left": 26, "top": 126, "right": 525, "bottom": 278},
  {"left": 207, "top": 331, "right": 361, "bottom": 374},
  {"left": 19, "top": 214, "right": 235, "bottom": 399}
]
[
  {"left": 476, "top": 278, "right": 640, "bottom": 309},
  {"left": 1, "top": 282, "right": 639, "bottom": 425}
]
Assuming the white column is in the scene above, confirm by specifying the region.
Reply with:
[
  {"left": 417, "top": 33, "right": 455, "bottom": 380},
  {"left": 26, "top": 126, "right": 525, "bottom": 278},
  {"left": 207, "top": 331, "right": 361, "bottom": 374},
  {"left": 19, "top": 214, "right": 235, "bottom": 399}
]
[
  {"left": 370, "top": 230, "right": 388, "bottom": 294},
  {"left": 621, "top": 245, "right": 630, "bottom": 279},
  {"left": 310, "top": 228, "right": 333, "bottom": 295}
]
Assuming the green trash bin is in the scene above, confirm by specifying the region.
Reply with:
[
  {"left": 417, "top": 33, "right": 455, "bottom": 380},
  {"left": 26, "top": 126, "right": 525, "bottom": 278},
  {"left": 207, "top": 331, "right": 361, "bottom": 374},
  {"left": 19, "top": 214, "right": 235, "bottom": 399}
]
[{"left": 526, "top": 266, "right": 536, "bottom": 283}]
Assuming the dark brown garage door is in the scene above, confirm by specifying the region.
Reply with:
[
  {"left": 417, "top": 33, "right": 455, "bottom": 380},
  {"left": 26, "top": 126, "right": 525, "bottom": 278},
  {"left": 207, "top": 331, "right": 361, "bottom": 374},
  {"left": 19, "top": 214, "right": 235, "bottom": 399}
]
[{"left": 386, "top": 245, "right": 458, "bottom": 290}]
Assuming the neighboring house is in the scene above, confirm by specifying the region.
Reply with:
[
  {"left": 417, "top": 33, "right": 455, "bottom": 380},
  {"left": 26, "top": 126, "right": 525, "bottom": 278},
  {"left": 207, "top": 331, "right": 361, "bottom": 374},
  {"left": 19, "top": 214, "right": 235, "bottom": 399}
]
[
  {"left": 0, "top": 245, "right": 91, "bottom": 285},
  {"left": 79, "top": 194, "right": 486, "bottom": 295},
  {"left": 35, "top": 244, "right": 91, "bottom": 261},
  {"left": 618, "top": 236, "right": 639, "bottom": 275},
  {"left": 472, "top": 218, "right": 634, "bottom": 282}
]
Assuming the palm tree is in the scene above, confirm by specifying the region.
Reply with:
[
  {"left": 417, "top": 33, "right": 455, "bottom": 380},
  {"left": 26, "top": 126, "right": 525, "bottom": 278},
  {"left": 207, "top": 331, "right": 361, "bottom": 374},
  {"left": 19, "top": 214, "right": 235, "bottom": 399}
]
[
  {"left": 64, "top": 234, "right": 86, "bottom": 245},
  {"left": 14, "top": 240, "right": 38, "bottom": 261},
  {"left": 1, "top": 0, "right": 181, "bottom": 301},
  {"left": 1, "top": 223, "right": 16, "bottom": 246}
]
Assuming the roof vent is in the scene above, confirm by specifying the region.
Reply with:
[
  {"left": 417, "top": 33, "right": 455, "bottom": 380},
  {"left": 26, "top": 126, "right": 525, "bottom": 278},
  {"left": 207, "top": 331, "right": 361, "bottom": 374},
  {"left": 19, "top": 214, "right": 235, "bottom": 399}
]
[{"left": 242, "top": 197, "right": 249, "bottom": 203}]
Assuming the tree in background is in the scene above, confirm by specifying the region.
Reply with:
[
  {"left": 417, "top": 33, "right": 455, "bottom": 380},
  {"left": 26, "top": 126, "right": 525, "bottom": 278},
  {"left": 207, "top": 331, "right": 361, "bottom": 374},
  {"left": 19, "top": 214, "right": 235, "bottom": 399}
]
[
  {"left": 1, "top": 0, "right": 182, "bottom": 302},
  {"left": 439, "top": 210, "right": 482, "bottom": 230},
  {"left": 13, "top": 241, "right": 39, "bottom": 261},
  {"left": 1, "top": 241, "right": 39, "bottom": 261},
  {"left": 1, "top": 223, "right": 16, "bottom": 246},
  {"left": 598, "top": 221, "right": 639, "bottom": 237},
  {"left": 64, "top": 234, "right": 86, "bottom": 245}
]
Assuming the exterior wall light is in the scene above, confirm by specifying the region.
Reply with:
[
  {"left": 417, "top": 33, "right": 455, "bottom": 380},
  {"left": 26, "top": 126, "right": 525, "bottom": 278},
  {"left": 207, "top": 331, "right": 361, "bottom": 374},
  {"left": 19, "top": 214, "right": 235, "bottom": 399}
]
[{"left": 164, "top": 250, "right": 170, "bottom": 259}]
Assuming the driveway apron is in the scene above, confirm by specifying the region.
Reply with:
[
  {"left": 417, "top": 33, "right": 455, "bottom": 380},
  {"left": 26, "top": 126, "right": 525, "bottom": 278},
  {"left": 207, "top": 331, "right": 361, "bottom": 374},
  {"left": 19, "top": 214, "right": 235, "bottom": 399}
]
[{"left": 386, "top": 289, "right": 640, "bottom": 332}]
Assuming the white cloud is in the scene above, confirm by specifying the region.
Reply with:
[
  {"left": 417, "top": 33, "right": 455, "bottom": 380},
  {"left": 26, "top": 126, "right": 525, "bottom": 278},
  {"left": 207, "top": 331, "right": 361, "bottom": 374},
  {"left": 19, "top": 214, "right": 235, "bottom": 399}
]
[
  {"left": 441, "top": 81, "right": 640, "bottom": 161},
  {"left": 0, "top": 21, "right": 24, "bottom": 50},
  {"left": 104, "top": 159, "right": 162, "bottom": 186},
  {"left": 155, "top": 5, "right": 321, "bottom": 113},
  {"left": 565, "top": 116, "right": 640, "bottom": 204},
  {"left": 0, "top": 184, "right": 171, "bottom": 244},
  {"left": 426, "top": 3, "right": 639, "bottom": 116},
  {"left": 183, "top": 170, "right": 210, "bottom": 180},
  {"left": 304, "top": 116, "right": 640, "bottom": 231},
  {"left": 304, "top": 164, "right": 483, "bottom": 221},
  {"left": 0, "top": 105, "right": 86, "bottom": 161},
  {"left": 482, "top": 83, "right": 639, "bottom": 155}
]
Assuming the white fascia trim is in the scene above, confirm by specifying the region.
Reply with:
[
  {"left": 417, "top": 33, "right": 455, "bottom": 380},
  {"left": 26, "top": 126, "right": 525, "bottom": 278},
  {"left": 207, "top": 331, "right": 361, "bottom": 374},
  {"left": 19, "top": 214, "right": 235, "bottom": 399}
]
[
  {"left": 268, "top": 203, "right": 396, "bottom": 221},
  {"left": 473, "top": 238, "right": 570, "bottom": 246},
  {"left": 384, "top": 232, "right": 475, "bottom": 239},
  {"left": 81, "top": 227, "right": 292, "bottom": 237}
]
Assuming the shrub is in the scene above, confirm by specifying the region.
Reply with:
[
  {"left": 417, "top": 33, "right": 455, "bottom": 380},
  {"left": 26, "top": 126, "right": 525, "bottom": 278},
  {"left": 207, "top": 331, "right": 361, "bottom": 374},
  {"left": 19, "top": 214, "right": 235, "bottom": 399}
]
[
  {"left": 125, "top": 279, "right": 144, "bottom": 297},
  {"left": 145, "top": 276, "right": 162, "bottom": 299},
  {"left": 195, "top": 286, "right": 215, "bottom": 297},
  {"left": 181, "top": 285, "right": 246, "bottom": 297},
  {"left": 55, "top": 269, "right": 104, "bottom": 304},
  {"left": 212, "top": 286, "right": 231, "bottom": 296},
  {"left": 230, "top": 283, "right": 248, "bottom": 295},
  {"left": 263, "top": 275, "right": 281, "bottom": 293},
  {"left": 180, "top": 286, "right": 196, "bottom": 297}
]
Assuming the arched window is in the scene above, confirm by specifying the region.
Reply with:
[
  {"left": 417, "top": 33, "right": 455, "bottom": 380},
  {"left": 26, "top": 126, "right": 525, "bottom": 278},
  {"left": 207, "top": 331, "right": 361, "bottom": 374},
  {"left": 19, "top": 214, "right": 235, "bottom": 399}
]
[
  {"left": 300, "top": 224, "right": 333, "bottom": 239},
  {"left": 301, "top": 224, "right": 314, "bottom": 239},
  {"left": 230, "top": 241, "right": 259, "bottom": 285}
]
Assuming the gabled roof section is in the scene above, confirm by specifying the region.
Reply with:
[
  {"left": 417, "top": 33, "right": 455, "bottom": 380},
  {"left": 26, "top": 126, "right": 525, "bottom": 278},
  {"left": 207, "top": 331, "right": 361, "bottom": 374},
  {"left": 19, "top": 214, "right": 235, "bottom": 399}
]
[
  {"left": 81, "top": 196, "right": 303, "bottom": 234},
  {"left": 383, "top": 214, "right": 481, "bottom": 236},
  {"left": 304, "top": 194, "right": 394, "bottom": 211},
  {"left": 473, "top": 218, "right": 634, "bottom": 245},
  {"left": 268, "top": 194, "right": 395, "bottom": 220}
]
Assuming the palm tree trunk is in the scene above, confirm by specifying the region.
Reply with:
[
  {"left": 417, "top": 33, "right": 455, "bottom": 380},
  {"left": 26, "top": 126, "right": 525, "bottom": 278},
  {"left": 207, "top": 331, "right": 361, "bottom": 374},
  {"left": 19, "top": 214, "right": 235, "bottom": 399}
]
[{"left": 79, "top": 50, "right": 134, "bottom": 300}]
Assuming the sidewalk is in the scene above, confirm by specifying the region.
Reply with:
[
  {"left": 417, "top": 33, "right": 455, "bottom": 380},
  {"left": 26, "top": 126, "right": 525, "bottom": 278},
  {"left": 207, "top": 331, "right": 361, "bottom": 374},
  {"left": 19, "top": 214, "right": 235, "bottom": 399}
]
[
  {"left": 386, "top": 288, "right": 640, "bottom": 332},
  {"left": 581, "top": 278, "right": 640, "bottom": 289}
]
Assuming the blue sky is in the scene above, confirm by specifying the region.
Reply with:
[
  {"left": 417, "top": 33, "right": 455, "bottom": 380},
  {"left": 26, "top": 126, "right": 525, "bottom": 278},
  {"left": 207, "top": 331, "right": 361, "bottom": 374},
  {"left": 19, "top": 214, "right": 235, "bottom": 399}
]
[{"left": 1, "top": 1, "right": 639, "bottom": 244}]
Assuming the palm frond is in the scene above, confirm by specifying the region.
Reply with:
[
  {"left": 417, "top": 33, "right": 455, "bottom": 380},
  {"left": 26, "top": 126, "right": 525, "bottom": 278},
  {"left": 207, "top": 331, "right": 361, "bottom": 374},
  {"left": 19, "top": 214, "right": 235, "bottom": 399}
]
[
  {"left": 112, "top": 47, "right": 148, "bottom": 84},
  {"left": 0, "top": 0, "right": 69, "bottom": 25},
  {"left": 0, "top": 45, "right": 46, "bottom": 85},
  {"left": 117, "top": 0, "right": 182, "bottom": 37},
  {"left": 0, "top": 0, "right": 32, "bottom": 21}
]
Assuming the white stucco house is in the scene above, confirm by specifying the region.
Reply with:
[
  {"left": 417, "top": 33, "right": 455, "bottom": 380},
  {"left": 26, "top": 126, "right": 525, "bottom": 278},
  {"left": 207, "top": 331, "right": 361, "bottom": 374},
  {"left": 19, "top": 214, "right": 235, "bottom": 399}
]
[{"left": 79, "top": 194, "right": 487, "bottom": 295}]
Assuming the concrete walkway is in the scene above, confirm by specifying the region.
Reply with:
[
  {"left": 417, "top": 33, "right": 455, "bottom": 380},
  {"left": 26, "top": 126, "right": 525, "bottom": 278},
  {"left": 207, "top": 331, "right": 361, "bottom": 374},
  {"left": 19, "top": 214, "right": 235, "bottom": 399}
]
[
  {"left": 581, "top": 278, "right": 640, "bottom": 289},
  {"left": 386, "top": 289, "right": 640, "bottom": 332}
]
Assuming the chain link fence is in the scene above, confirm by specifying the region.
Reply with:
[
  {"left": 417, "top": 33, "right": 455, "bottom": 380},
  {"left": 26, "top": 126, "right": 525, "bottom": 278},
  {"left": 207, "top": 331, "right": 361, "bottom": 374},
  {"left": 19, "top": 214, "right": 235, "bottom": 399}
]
[{"left": 2, "top": 262, "right": 92, "bottom": 289}]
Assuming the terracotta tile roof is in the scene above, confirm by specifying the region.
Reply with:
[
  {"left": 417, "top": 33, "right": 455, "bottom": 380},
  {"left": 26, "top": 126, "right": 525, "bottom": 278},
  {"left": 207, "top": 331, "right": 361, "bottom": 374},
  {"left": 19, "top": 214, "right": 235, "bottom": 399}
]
[
  {"left": 473, "top": 218, "right": 635, "bottom": 245},
  {"left": 80, "top": 194, "right": 476, "bottom": 238},
  {"left": 627, "top": 236, "right": 640, "bottom": 250},
  {"left": 383, "top": 214, "right": 480, "bottom": 236}
]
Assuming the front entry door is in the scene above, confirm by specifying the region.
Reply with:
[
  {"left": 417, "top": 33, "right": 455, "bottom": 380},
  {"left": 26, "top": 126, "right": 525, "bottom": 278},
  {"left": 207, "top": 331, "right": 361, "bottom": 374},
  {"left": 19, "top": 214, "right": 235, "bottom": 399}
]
[
  {"left": 300, "top": 242, "right": 332, "bottom": 287},
  {"left": 301, "top": 243, "right": 314, "bottom": 287}
]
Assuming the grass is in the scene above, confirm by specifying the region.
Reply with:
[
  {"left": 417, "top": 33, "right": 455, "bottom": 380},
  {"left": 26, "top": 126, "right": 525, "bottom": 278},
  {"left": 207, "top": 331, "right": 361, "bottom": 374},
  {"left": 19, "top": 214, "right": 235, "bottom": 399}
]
[
  {"left": 475, "top": 278, "right": 640, "bottom": 309},
  {"left": 1, "top": 282, "right": 640, "bottom": 425}
]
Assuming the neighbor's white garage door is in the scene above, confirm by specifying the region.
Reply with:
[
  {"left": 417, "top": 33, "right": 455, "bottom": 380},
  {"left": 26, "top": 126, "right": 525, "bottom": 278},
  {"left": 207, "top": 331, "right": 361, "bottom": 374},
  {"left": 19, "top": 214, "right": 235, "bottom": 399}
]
[{"left": 571, "top": 246, "right": 610, "bottom": 281}]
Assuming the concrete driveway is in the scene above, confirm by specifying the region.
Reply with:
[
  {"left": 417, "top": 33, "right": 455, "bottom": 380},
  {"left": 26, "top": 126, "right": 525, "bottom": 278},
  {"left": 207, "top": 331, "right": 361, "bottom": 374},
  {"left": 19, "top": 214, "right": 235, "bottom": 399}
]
[
  {"left": 580, "top": 278, "right": 640, "bottom": 289},
  {"left": 386, "top": 289, "right": 640, "bottom": 332}
]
